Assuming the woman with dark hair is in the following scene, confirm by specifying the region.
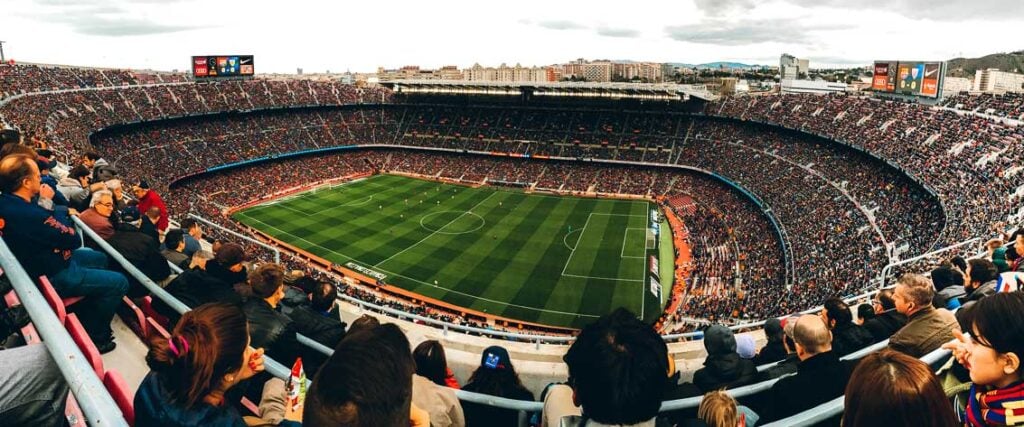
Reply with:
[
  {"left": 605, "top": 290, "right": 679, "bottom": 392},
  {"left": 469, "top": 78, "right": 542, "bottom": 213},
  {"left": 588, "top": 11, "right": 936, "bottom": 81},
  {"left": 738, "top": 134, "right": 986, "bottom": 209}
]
[
  {"left": 842, "top": 349, "right": 957, "bottom": 427},
  {"left": 945, "top": 292, "right": 1024, "bottom": 426},
  {"left": 134, "top": 302, "right": 298, "bottom": 426},
  {"left": 414, "top": 340, "right": 460, "bottom": 389},
  {"left": 461, "top": 346, "right": 533, "bottom": 427}
]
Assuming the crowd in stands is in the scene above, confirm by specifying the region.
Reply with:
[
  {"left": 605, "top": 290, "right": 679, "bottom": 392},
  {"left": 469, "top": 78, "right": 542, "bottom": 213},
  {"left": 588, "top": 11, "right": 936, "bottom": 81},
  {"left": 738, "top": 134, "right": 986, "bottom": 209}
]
[
  {"left": 941, "top": 91, "right": 1024, "bottom": 121},
  {"left": 0, "top": 63, "right": 140, "bottom": 98}
]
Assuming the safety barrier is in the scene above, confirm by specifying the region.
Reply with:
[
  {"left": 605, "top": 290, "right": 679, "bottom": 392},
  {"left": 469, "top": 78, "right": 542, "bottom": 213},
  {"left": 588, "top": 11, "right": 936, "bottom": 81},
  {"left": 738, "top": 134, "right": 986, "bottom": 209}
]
[{"left": 0, "top": 238, "right": 127, "bottom": 426}]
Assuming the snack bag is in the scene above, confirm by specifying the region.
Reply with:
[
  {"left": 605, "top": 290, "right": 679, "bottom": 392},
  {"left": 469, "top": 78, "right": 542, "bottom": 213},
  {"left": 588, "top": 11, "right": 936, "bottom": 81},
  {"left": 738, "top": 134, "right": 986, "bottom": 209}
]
[{"left": 287, "top": 357, "right": 306, "bottom": 412}]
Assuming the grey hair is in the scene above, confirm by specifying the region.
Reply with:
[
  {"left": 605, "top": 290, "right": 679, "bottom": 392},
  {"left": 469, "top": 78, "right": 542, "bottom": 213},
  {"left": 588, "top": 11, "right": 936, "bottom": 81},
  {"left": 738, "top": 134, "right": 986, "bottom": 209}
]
[{"left": 89, "top": 190, "right": 114, "bottom": 207}]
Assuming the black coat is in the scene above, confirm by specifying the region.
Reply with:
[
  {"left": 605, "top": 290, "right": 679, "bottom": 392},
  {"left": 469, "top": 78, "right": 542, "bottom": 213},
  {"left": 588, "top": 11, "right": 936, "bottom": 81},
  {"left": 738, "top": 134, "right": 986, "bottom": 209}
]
[
  {"left": 863, "top": 309, "right": 907, "bottom": 343},
  {"left": 758, "top": 351, "right": 853, "bottom": 423},
  {"left": 461, "top": 381, "right": 533, "bottom": 427},
  {"left": 107, "top": 229, "right": 170, "bottom": 296},
  {"left": 830, "top": 323, "right": 875, "bottom": 356},
  {"left": 692, "top": 353, "right": 758, "bottom": 393},
  {"left": 753, "top": 339, "right": 788, "bottom": 366},
  {"left": 243, "top": 299, "right": 302, "bottom": 368},
  {"left": 156, "top": 267, "right": 242, "bottom": 326},
  {"left": 288, "top": 305, "right": 346, "bottom": 374}
]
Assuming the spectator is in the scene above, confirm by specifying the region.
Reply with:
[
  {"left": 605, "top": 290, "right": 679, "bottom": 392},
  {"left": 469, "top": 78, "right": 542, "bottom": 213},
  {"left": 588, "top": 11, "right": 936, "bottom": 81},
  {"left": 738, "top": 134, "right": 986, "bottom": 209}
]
[
  {"left": 180, "top": 218, "right": 203, "bottom": 257},
  {"left": 287, "top": 281, "right": 346, "bottom": 349},
  {"left": 758, "top": 314, "right": 853, "bottom": 422},
  {"left": 0, "top": 154, "right": 128, "bottom": 351},
  {"left": 931, "top": 265, "right": 965, "bottom": 310},
  {"left": 842, "top": 350, "right": 957, "bottom": 427},
  {"left": 461, "top": 345, "right": 533, "bottom": 427},
  {"left": 206, "top": 242, "right": 249, "bottom": 285},
  {"left": 821, "top": 297, "right": 874, "bottom": 357},
  {"left": 544, "top": 308, "right": 667, "bottom": 427},
  {"left": 888, "top": 274, "right": 959, "bottom": 358},
  {"left": 0, "top": 345, "right": 70, "bottom": 425},
  {"left": 944, "top": 292, "right": 1024, "bottom": 427},
  {"left": 862, "top": 288, "right": 907, "bottom": 343},
  {"left": 140, "top": 206, "right": 161, "bottom": 241},
  {"left": 78, "top": 190, "right": 116, "bottom": 240},
  {"left": 133, "top": 179, "right": 169, "bottom": 231},
  {"left": 735, "top": 334, "right": 757, "bottom": 361},
  {"left": 960, "top": 259, "right": 999, "bottom": 310},
  {"left": 57, "top": 164, "right": 101, "bottom": 211},
  {"left": 753, "top": 318, "right": 787, "bottom": 365},
  {"left": 413, "top": 340, "right": 460, "bottom": 389},
  {"left": 156, "top": 248, "right": 241, "bottom": 327},
  {"left": 304, "top": 317, "right": 421, "bottom": 427},
  {"left": 36, "top": 155, "right": 68, "bottom": 207},
  {"left": 855, "top": 303, "right": 875, "bottom": 325},
  {"left": 411, "top": 342, "right": 465, "bottom": 427},
  {"left": 82, "top": 151, "right": 118, "bottom": 182},
  {"left": 243, "top": 263, "right": 303, "bottom": 368},
  {"left": 162, "top": 229, "right": 191, "bottom": 270},
  {"left": 692, "top": 324, "right": 757, "bottom": 393},
  {"left": 134, "top": 303, "right": 297, "bottom": 426},
  {"left": 696, "top": 390, "right": 757, "bottom": 427}
]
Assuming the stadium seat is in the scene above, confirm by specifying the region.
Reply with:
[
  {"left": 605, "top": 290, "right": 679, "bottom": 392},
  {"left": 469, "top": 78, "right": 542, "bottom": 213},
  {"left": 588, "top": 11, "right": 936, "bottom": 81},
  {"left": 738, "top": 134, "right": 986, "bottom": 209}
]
[
  {"left": 65, "top": 313, "right": 105, "bottom": 379},
  {"left": 146, "top": 316, "right": 171, "bottom": 340},
  {"left": 119, "top": 296, "right": 148, "bottom": 338},
  {"left": 103, "top": 369, "right": 135, "bottom": 426},
  {"left": 138, "top": 296, "right": 170, "bottom": 330},
  {"left": 37, "top": 275, "right": 83, "bottom": 324}
]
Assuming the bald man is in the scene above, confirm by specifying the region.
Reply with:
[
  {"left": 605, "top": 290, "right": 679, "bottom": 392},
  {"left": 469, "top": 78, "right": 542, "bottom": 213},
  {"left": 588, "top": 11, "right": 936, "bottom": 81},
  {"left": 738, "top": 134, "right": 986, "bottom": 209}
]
[{"left": 758, "top": 314, "right": 855, "bottom": 422}]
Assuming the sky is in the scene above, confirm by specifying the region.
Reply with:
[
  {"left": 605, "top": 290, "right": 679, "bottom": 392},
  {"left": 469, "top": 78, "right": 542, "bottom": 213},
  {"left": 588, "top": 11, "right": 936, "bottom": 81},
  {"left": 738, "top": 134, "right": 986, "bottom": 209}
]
[{"left": 3, "top": 0, "right": 1022, "bottom": 74}]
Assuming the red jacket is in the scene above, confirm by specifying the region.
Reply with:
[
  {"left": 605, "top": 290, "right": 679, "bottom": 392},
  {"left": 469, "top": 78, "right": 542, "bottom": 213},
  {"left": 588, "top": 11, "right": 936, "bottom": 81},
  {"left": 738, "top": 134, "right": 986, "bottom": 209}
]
[{"left": 137, "top": 189, "right": 169, "bottom": 231}]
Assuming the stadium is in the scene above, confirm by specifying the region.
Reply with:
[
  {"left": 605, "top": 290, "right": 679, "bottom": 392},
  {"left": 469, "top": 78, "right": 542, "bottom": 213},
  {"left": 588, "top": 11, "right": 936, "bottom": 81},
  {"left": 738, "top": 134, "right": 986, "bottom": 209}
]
[{"left": 0, "top": 36, "right": 1023, "bottom": 427}]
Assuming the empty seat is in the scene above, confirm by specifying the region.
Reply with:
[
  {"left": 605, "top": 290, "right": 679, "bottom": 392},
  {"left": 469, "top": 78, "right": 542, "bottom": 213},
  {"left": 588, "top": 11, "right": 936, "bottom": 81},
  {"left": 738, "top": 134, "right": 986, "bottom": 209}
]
[
  {"left": 65, "top": 313, "right": 104, "bottom": 378},
  {"left": 3, "top": 290, "right": 41, "bottom": 344},
  {"left": 119, "top": 296, "right": 148, "bottom": 338},
  {"left": 103, "top": 369, "right": 135, "bottom": 426}
]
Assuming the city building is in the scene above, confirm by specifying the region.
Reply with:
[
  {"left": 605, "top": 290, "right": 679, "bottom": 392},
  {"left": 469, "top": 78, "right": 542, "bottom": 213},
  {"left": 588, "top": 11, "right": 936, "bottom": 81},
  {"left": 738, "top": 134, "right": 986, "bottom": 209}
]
[
  {"left": 463, "top": 63, "right": 549, "bottom": 82},
  {"left": 973, "top": 68, "right": 1024, "bottom": 93},
  {"left": 780, "top": 54, "right": 809, "bottom": 80}
]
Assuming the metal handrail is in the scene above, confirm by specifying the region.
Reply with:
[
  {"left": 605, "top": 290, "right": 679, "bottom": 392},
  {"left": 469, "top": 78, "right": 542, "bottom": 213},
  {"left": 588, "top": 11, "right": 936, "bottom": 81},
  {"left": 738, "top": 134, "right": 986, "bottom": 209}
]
[
  {"left": 877, "top": 237, "right": 982, "bottom": 288},
  {"left": 71, "top": 216, "right": 295, "bottom": 380},
  {"left": 0, "top": 238, "right": 128, "bottom": 426},
  {"left": 188, "top": 213, "right": 281, "bottom": 264},
  {"left": 761, "top": 347, "right": 953, "bottom": 427}
]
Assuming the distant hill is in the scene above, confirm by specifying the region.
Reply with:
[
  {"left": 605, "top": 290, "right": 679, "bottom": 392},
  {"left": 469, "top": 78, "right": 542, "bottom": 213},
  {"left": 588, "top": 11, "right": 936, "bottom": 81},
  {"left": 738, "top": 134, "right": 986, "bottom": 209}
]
[{"left": 947, "top": 51, "right": 1024, "bottom": 78}]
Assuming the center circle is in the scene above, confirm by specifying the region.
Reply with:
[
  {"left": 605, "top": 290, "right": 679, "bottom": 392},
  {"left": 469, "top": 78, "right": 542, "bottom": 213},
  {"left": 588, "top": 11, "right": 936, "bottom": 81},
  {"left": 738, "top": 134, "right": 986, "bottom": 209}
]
[{"left": 420, "top": 211, "right": 486, "bottom": 235}]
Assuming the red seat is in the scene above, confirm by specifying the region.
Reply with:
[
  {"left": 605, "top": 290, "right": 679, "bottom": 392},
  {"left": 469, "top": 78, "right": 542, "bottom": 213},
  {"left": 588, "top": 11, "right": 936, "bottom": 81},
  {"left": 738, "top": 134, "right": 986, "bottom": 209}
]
[
  {"left": 65, "top": 313, "right": 104, "bottom": 378},
  {"left": 37, "top": 276, "right": 68, "bottom": 323},
  {"left": 65, "top": 394, "right": 87, "bottom": 427},
  {"left": 138, "top": 296, "right": 170, "bottom": 329},
  {"left": 103, "top": 370, "right": 135, "bottom": 426},
  {"left": 119, "top": 297, "right": 148, "bottom": 338},
  {"left": 146, "top": 317, "right": 171, "bottom": 340}
]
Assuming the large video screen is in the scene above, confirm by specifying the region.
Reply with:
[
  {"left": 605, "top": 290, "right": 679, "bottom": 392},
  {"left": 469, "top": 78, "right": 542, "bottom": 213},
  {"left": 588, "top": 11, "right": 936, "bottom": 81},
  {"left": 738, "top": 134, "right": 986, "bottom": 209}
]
[
  {"left": 872, "top": 60, "right": 942, "bottom": 98},
  {"left": 192, "top": 55, "right": 254, "bottom": 78}
]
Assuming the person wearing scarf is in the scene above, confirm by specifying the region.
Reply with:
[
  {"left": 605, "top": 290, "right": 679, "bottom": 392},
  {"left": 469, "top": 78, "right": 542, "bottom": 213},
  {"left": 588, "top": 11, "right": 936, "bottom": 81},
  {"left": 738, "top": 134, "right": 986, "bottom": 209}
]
[{"left": 944, "top": 292, "right": 1024, "bottom": 426}]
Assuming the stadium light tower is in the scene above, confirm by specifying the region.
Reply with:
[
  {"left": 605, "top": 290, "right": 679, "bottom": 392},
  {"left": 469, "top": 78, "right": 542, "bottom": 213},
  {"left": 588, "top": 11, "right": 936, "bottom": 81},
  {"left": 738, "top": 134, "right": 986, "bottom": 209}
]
[{"left": 0, "top": 41, "right": 6, "bottom": 63}]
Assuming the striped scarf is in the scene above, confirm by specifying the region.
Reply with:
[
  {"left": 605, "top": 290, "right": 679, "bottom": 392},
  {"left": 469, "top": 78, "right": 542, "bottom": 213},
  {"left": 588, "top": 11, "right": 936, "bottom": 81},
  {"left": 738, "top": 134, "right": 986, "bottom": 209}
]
[{"left": 967, "top": 381, "right": 1024, "bottom": 426}]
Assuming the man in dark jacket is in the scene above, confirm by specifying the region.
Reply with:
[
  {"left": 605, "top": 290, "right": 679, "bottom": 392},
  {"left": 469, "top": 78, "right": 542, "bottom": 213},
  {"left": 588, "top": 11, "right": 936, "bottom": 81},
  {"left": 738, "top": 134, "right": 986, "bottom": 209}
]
[
  {"left": 0, "top": 154, "right": 128, "bottom": 351},
  {"left": 205, "top": 243, "right": 249, "bottom": 286},
  {"left": 289, "top": 281, "right": 346, "bottom": 348},
  {"left": 160, "top": 229, "right": 191, "bottom": 270},
  {"left": 863, "top": 288, "right": 907, "bottom": 342},
  {"left": 243, "top": 263, "right": 302, "bottom": 368},
  {"left": 821, "top": 297, "right": 874, "bottom": 357},
  {"left": 691, "top": 324, "right": 757, "bottom": 393},
  {"left": 155, "top": 258, "right": 242, "bottom": 327},
  {"left": 758, "top": 314, "right": 853, "bottom": 423},
  {"left": 931, "top": 265, "right": 965, "bottom": 310},
  {"left": 753, "top": 317, "right": 787, "bottom": 366}
]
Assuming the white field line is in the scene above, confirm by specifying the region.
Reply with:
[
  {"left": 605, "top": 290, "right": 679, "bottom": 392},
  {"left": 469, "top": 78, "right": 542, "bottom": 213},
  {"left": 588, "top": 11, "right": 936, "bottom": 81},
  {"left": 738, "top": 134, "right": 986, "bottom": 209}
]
[{"left": 374, "top": 191, "right": 498, "bottom": 268}]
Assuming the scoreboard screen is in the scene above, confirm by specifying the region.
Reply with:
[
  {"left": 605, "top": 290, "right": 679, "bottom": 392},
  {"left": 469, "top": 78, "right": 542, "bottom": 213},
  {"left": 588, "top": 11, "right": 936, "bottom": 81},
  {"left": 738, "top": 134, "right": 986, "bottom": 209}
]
[
  {"left": 872, "top": 60, "right": 942, "bottom": 98},
  {"left": 192, "top": 55, "right": 254, "bottom": 78}
]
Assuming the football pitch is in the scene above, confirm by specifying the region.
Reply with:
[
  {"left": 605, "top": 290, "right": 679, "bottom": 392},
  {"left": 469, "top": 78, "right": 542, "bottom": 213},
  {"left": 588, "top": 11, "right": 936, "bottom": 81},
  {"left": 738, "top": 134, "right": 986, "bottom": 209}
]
[{"left": 232, "top": 174, "right": 668, "bottom": 329}]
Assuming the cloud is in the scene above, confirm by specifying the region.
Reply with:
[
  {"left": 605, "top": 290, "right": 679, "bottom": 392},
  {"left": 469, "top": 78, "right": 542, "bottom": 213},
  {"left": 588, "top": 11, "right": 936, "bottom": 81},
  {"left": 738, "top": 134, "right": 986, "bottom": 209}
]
[
  {"left": 526, "top": 19, "right": 587, "bottom": 31},
  {"left": 665, "top": 19, "right": 835, "bottom": 46},
  {"left": 596, "top": 27, "right": 640, "bottom": 38},
  {"left": 69, "top": 18, "right": 204, "bottom": 36},
  {"left": 20, "top": 1, "right": 208, "bottom": 36},
  {"left": 690, "top": 0, "right": 1024, "bottom": 21}
]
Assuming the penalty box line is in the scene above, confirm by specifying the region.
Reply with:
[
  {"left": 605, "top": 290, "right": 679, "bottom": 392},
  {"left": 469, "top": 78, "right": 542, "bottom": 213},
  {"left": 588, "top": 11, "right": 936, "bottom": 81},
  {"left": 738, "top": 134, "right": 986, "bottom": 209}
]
[{"left": 561, "top": 213, "right": 648, "bottom": 282}]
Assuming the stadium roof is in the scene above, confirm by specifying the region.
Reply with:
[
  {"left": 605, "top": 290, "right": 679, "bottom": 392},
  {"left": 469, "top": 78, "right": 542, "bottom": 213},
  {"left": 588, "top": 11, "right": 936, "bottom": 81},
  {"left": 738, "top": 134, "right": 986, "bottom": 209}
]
[{"left": 384, "top": 79, "right": 718, "bottom": 102}]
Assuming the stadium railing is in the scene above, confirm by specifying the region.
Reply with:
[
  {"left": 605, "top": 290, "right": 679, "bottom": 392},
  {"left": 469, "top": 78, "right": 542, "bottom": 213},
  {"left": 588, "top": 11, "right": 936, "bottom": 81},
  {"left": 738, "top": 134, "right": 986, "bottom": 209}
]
[
  {"left": 876, "top": 237, "right": 982, "bottom": 288},
  {"left": 761, "top": 346, "right": 953, "bottom": 427},
  {"left": 0, "top": 237, "right": 127, "bottom": 426},
  {"left": 188, "top": 213, "right": 281, "bottom": 265}
]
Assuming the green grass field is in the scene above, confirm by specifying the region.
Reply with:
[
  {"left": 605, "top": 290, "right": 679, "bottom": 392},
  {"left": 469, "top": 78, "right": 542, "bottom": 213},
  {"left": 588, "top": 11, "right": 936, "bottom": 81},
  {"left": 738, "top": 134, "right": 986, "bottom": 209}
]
[{"left": 232, "top": 174, "right": 668, "bottom": 329}]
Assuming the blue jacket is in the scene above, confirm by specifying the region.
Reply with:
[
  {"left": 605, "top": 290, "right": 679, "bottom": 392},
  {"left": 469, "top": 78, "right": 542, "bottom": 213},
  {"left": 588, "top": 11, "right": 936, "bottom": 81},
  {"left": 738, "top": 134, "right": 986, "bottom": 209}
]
[
  {"left": 134, "top": 372, "right": 246, "bottom": 427},
  {"left": 41, "top": 173, "right": 69, "bottom": 206},
  {"left": 0, "top": 193, "right": 79, "bottom": 278}
]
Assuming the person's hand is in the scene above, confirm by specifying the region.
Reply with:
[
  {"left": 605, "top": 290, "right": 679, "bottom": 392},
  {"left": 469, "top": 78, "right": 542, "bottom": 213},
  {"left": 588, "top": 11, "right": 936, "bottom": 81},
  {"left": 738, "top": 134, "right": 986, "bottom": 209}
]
[
  {"left": 68, "top": 208, "right": 80, "bottom": 217},
  {"left": 409, "top": 402, "right": 430, "bottom": 427},
  {"left": 39, "top": 184, "right": 55, "bottom": 200},
  {"left": 237, "top": 347, "right": 265, "bottom": 382},
  {"left": 941, "top": 330, "right": 972, "bottom": 370}
]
